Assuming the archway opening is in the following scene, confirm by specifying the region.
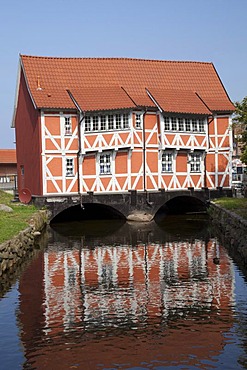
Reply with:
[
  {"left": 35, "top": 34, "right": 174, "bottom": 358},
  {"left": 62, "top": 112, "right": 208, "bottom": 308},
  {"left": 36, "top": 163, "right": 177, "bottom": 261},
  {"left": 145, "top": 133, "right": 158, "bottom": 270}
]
[
  {"left": 50, "top": 203, "right": 126, "bottom": 237},
  {"left": 50, "top": 203, "right": 126, "bottom": 224},
  {"left": 154, "top": 196, "right": 209, "bottom": 238},
  {"left": 154, "top": 195, "right": 207, "bottom": 222}
]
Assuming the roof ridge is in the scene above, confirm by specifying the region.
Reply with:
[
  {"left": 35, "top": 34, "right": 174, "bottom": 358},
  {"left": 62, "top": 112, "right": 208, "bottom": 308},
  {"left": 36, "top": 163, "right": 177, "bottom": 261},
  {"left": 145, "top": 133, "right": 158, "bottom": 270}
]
[{"left": 20, "top": 54, "right": 212, "bottom": 65}]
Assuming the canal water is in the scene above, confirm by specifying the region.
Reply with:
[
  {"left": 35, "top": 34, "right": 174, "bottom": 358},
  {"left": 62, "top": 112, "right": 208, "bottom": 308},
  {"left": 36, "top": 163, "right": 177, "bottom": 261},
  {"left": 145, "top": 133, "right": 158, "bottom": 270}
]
[{"left": 0, "top": 215, "right": 247, "bottom": 369}]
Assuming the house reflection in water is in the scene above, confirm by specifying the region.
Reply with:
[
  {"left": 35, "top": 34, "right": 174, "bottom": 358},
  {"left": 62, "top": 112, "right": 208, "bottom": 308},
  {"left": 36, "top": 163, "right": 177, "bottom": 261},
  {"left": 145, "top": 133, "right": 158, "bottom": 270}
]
[{"left": 18, "top": 227, "right": 234, "bottom": 369}]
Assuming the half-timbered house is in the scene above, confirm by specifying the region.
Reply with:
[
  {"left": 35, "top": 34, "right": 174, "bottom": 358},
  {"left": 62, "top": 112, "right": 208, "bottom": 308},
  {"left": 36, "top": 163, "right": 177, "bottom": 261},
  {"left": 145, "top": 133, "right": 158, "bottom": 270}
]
[{"left": 12, "top": 55, "right": 235, "bottom": 199}]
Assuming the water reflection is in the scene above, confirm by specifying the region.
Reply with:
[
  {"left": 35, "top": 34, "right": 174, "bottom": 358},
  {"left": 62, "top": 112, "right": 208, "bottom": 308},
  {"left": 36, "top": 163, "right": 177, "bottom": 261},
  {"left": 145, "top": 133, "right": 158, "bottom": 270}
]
[{"left": 18, "top": 216, "right": 240, "bottom": 369}]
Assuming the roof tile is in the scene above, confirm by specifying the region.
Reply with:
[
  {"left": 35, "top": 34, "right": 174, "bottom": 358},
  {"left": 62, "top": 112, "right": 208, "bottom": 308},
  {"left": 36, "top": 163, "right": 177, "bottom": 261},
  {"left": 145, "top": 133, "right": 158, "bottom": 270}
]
[
  {"left": 147, "top": 88, "right": 212, "bottom": 115},
  {"left": 0, "top": 149, "right": 16, "bottom": 164},
  {"left": 20, "top": 56, "right": 235, "bottom": 113}
]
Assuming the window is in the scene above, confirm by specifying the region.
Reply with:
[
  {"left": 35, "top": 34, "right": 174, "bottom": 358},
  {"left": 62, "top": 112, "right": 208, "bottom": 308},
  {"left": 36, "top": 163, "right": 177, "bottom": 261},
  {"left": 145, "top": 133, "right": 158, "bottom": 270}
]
[
  {"left": 164, "top": 117, "right": 170, "bottom": 131},
  {"left": 162, "top": 151, "right": 173, "bottom": 172},
  {"left": 85, "top": 116, "right": 91, "bottom": 131},
  {"left": 100, "top": 115, "right": 106, "bottom": 130},
  {"left": 189, "top": 152, "right": 202, "bottom": 173},
  {"left": 108, "top": 115, "right": 114, "bottom": 130},
  {"left": 163, "top": 116, "right": 206, "bottom": 133},
  {"left": 185, "top": 118, "right": 191, "bottom": 131},
  {"left": 115, "top": 114, "right": 121, "bottom": 129},
  {"left": 135, "top": 113, "right": 142, "bottom": 129},
  {"left": 64, "top": 116, "right": 72, "bottom": 135},
  {"left": 66, "top": 158, "right": 74, "bottom": 176},
  {"left": 198, "top": 119, "right": 205, "bottom": 132},
  {"left": 178, "top": 118, "right": 184, "bottom": 131},
  {"left": 84, "top": 113, "right": 130, "bottom": 132},
  {"left": 171, "top": 117, "right": 177, "bottom": 131},
  {"left": 192, "top": 119, "right": 198, "bottom": 132},
  {"left": 92, "top": 116, "right": 99, "bottom": 131},
  {"left": 123, "top": 113, "right": 129, "bottom": 129},
  {"left": 99, "top": 153, "right": 111, "bottom": 175}
]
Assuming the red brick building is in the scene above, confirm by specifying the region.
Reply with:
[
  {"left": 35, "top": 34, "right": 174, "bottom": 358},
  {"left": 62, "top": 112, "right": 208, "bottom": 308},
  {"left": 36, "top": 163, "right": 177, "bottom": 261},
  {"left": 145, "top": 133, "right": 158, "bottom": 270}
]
[{"left": 0, "top": 149, "right": 17, "bottom": 188}]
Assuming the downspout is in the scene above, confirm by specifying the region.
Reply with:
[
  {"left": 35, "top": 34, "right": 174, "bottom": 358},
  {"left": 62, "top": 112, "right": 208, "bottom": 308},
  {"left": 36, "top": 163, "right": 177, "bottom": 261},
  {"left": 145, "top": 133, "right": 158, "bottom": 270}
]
[
  {"left": 77, "top": 113, "right": 85, "bottom": 197},
  {"left": 205, "top": 115, "right": 214, "bottom": 189},
  {"left": 142, "top": 108, "right": 147, "bottom": 192},
  {"left": 144, "top": 88, "right": 163, "bottom": 205},
  {"left": 66, "top": 90, "right": 85, "bottom": 200}
]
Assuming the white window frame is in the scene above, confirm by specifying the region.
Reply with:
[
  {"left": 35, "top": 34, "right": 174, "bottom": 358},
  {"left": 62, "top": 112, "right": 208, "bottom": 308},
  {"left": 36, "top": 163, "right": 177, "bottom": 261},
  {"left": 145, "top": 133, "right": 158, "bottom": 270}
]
[
  {"left": 135, "top": 112, "right": 143, "bottom": 129},
  {"left": 189, "top": 152, "right": 202, "bottom": 173},
  {"left": 98, "top": 152, "right": 112, "bottom": 175},
  {"left": 85, "top": 116, "right": 91, "bottom": 132},
  {"left": 84, "top": 112, "right": 130, "bottom": 132},
  {"left": 163, "top": 116, "right": 206, "bottom": 133},
  {"left": 66, "top": 158, "right": 74, "bottom": 177},
  {"left": 161, "top": 151, "right": 174, "bottom": 173},
  {"left": 64, "top": 116, "right": 72, "bottom": 135}
]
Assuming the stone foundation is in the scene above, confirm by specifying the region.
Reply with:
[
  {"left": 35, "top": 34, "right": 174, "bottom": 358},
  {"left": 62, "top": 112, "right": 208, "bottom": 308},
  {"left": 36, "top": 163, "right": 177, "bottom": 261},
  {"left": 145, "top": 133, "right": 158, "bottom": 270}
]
[
  {"left": 209, "top": 202, "right": 247, "bottom": 266},
  {"left": 0, "top": 210, "right": 48, "bottom": 276}
]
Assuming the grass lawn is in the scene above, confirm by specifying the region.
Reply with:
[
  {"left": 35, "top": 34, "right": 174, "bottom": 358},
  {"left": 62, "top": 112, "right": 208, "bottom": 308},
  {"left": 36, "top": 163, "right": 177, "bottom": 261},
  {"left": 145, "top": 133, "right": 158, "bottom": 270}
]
[
  {"left": 0, "top": 190, "right": 37, "bottom": 244},
  {"left": 213, "top": 197, "right": 247, "bottom": 220}
]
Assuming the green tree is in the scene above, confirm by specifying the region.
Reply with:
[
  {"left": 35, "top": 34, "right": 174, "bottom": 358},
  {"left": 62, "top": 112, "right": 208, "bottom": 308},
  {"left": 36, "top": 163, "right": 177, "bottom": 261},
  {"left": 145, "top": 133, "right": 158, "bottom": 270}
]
[{"left": 233, "top": 96, "right": 247, "bottom": 164}]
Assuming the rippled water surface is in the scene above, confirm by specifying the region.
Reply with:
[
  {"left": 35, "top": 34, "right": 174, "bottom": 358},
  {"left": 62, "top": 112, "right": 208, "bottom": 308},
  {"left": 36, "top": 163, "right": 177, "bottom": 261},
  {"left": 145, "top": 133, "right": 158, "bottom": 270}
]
[{"left": 0, "top": 215, "right": 247, "bottom": 369}]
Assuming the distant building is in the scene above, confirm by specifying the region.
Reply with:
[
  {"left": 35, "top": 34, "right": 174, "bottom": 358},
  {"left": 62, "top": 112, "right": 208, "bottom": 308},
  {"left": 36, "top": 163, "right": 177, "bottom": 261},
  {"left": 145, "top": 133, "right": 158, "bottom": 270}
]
[
  {"left": 12, "top": 55, "right": 235, "bottom": 198},
  {"left": 232, "top": 125, "right": 247, "bottom": 183},
  {"left": 0, "top": 149, "right": 17, "bottom": 190}
]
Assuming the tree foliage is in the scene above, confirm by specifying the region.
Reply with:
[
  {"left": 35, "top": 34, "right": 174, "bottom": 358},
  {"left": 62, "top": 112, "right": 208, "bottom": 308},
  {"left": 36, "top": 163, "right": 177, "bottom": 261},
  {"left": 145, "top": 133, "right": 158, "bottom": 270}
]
[{"left": 233, "top": 96, "right": 247, "bottom": 164}]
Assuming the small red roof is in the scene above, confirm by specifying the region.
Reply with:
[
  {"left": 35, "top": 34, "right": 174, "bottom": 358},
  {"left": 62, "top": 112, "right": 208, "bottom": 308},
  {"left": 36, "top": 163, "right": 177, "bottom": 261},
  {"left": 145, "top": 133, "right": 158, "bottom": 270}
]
[
  {"left": 146, "top": 88, "right": 212, "bottom": 115},
  {"left": 19, "top": 55, "right": 235, "bottom": 114},
  {"left": 0, "top": 149, "right": 17, "bottom": 164},
  {"left": 69, "top": 86, "right": 137, "bottom": 112}
]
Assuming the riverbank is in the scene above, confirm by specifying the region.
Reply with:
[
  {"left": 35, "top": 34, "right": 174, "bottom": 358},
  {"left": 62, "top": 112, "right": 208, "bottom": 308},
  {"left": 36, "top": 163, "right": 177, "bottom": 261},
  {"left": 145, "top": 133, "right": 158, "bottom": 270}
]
[
  {"left": 0, "top": 190, "right": 38, "bottom": 243},
  {"left": 212, "top": 197, "right": 247, "bottom": 220},
  {"left": 0, "top": 190, "right": 48, "bottom": 277},
  {"left": 209, "top": 198, "right": 247, "bottom": 268}
]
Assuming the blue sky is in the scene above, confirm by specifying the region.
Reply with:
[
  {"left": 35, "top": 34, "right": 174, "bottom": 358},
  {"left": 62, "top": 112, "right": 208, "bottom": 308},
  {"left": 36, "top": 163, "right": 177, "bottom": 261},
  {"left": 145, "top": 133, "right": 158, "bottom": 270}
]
[{"left": 0, "top": 0, "right": 246, "bottom": 148}]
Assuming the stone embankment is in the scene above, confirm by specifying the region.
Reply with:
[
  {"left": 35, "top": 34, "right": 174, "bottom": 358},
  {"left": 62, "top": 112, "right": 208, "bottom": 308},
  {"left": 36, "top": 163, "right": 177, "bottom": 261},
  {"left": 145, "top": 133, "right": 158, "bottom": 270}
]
[
  {"left": 209, "top": 202, "right": 247, "bottom": 266},
  {"left": 0, "top": 210, "right": 48, "bottom": 276}
]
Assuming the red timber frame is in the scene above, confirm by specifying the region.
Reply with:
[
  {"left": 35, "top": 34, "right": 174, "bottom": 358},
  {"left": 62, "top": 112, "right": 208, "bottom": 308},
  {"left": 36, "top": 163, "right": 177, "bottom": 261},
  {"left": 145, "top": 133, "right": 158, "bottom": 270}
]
[{"left": 40, "top": 109, "right": 232, "bottom": 196}]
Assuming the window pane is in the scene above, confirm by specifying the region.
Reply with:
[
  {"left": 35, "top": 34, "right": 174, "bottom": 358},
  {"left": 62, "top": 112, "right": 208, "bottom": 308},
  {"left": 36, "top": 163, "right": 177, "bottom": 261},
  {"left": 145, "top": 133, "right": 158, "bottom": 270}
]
[
  {"left": 185, "top": 119, "right": 191, "bottom": 131},
  {"left": 85, "top": 116, "right": 91, "bottom": 131},
  {"left": 171, "top": 117, "right": 177, "bottom": 131},
  {"left": 192, "top": 119, "right": 198, "bottom": 132},
  {"left": 116, "top": 114, "right": 121, "bottom": 129},
  {"left": 123, "top": 113, "right": 129, "bottom": 128},
  {"left": 65, "top": 117, "right": 72, "bottom": 135},
  {"left": 198, "top": 119, "right": 205, "bottom": 132},
  {"left": 190, "top": 153, "right": 201, "bottom": 172},
  {"left": 162, "top": 152, "right": 173, "bottom": 172},
  {"left": 100, "top": 115, "right": 106, "bottom": 130},
  {"left": 108, "top": 115, "right": 114, "bottom": 130},
  {"left": 136, "top": 113, "right": 142, "bottom": 129},
  {"left": 92, "top": 116, "right": 99, "bottom": 131},
  {"left": 99, "top": 154, "right": 111, "bottom": 174},
  {"left": 66, "top": 158, "right": 74, "bottom": 176},
  {"left": 178, "top": 118, "right": 184, "bottom": 131},
  {"left": 164, "top": 117, "right": 170, "bottom": 131}
]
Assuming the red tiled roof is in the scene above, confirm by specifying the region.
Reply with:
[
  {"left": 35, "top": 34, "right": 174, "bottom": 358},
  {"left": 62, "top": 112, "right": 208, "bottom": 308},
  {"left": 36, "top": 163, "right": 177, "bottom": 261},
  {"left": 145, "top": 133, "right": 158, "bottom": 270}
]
[
  {"left": 0, "top": 149, "right": 17, "bottom": 164},
  {"left": 147, "top": 88, "right": 212, "bottom": 115},
  {"left": 69, "top": 86, "right": 137, "bottom": 112},
  {"left": 20, "top": 55, "right": 235, "bottom": 113}
]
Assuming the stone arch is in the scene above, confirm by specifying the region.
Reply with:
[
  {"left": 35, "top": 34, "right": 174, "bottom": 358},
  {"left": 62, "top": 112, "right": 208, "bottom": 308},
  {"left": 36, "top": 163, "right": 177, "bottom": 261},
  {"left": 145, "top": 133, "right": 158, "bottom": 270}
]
[
  {"left": 154, "top": 195, "right": 207, "bottom": 221},
  {"left": 50, "top": 202, "right": 126, "bottom": 224}
]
